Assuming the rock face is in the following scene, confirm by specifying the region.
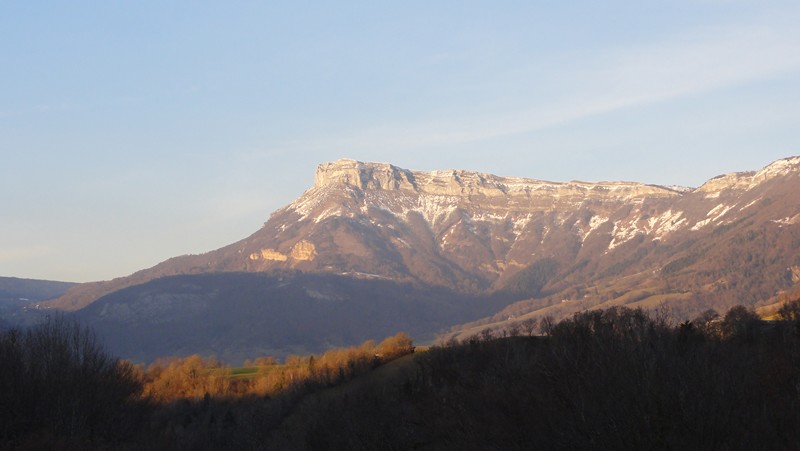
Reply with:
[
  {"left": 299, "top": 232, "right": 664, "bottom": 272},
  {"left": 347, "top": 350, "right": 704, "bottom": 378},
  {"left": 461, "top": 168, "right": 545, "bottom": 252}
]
[
  {"left": 313, "top": 158, "right": 676, "bottom": 200},
  {"left": 248, "top": 240, "right": 316, "bottom": 263},
  {"left": 249, "top": 249, "right": 288, "bottom": 262},
  {"left": 283, "top": 159, "right": 686, "bottom": 290},
  {"left": 48, "top": 156, "right": 800, "bottom": 315}
]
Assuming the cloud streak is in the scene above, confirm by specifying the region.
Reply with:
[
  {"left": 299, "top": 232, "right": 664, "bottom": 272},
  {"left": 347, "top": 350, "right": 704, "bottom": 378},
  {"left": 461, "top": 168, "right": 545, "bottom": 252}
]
[{"left": 296, "top": 10, "right": 800, "bottom": 155}]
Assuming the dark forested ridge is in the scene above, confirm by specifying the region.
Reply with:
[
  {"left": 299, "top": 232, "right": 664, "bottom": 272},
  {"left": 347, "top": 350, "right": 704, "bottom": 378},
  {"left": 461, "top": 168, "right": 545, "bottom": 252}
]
[
  {"left": 0, "top": 317, "right": 145, "bottom": 449},
  {"left": 271, "top": 304, "right": 800, "bottom": 450},
  {"left": 3, "top": 301, "right": 800, "bottom": 450}
]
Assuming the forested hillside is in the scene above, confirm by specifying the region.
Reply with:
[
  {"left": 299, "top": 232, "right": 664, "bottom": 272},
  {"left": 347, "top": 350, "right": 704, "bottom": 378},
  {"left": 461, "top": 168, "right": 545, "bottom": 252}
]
[{"left": 3, "top": 301, "right": 800, "bottom": 450}]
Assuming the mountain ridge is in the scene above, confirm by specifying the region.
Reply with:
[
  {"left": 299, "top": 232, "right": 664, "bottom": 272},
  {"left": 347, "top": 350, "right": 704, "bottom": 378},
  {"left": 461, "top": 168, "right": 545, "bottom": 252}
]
[
  {"left": 311, "top": 158, "right": 684, "bottom": 196},
  {"left": 0, "top": 276, "right": 77, "bottom": 323},
  {"left": 44, "top": 155, "right": 800, "bottom": 314},
  {"left": 14, "top": 154, "right": 799, "bottom": 362}
]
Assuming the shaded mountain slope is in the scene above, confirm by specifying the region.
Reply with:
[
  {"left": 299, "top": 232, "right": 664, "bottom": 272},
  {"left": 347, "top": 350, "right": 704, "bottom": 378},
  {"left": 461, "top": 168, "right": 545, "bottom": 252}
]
[
  {"left": 74, "top": 272, "right": 495, "bottom": 364},
  {"left": 0, "top": 276, "right": 76, "bottom": 320},
  {"left": 0, "top": 276, "right": 75, "bottom": 303}
]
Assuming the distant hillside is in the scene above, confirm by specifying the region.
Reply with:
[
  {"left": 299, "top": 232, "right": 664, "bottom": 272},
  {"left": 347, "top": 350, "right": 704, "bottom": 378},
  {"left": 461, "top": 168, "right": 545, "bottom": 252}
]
[
  {"left": 0, "top": 276, "right": 76, "bottom": 318},
  {"left": 74, "top": 272, "right": 498, "bottom": 364},
  {"left": 0, "top": 276, "right": 76, "bottom": 302}
]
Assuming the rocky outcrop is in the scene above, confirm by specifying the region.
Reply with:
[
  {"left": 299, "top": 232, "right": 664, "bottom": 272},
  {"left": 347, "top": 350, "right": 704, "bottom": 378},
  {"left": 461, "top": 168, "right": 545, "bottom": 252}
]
[
  {"left": 249, "top": 249, "right": 288, "bottom": 261},
  {"left": 248, "top": 240, "right": 316, "bottom": 263},
  {"left": 314, "top": 159, "right": 679, "bottom": 201},
  {"left": 289, "top": 240, "right": 316, "bottom": 261},
  {"left": 315, "top": 160, "right": 417, "bottom": 191},
  {"left": 696, "top": 156, "right": 800, "bottom": 195}
]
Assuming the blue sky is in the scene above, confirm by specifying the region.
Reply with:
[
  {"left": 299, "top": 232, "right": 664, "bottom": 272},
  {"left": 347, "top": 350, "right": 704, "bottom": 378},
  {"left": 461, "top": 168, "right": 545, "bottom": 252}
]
[{"left": 2, "top": 1, "right": 799, "bottom": 282}]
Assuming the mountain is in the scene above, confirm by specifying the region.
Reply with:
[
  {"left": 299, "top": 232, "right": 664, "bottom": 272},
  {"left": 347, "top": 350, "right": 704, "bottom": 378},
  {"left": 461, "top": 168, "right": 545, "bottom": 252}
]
[
  {"left": 0, "top": 276, "right": 76, "bottom": 320},
  {"left": 45, "top": 159, "right": 685, "bottom": 309},
  {"left": 32, "top": 156, "right": 800, "bottom": 361}
]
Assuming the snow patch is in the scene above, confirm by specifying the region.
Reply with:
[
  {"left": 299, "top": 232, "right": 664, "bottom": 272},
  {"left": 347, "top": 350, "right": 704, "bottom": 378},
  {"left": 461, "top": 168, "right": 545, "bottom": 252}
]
[
  {"left": 645, "top": 210, "right": 688, "bottom": 240},
  {"left": 540, "top": 226, "right": 550, "bottom": 244},
  {"left": 512, "top": 213, "right": 533, "bottom": 237},
  {"left": 575, "top": 215, "right": 609, "bottom": 241},
  {"left": 754, "top": 156, "right": 800, "bottom": 183},
  {"left": 405, "top": 195, "right": 459, "bottom": 227},
  {"left": 691, "top": 204, "right": 733, "bottom": 231},
  {"left": 589, "top": 215, "right": 609, "bottom": 232},
  {"left": 472, "top": 212, "right": 507, "bottom": 223},
  {"left": 772, "top": 214, "right": 800, "bottom": 226},
  {"left": 609, "top": 219, "right": 642, "bottom": 250},
  {"left": 664, "top": 185, "right": 694, "bottom": 193},
  {"left": 440, "top": 223, "right": 459, "bottom": 247},
  {"left": 314, "top": 207, "right": 342, "bottom": 223},
  {"left": 739, "top": 198, "right": 761, "bottom": 211}
]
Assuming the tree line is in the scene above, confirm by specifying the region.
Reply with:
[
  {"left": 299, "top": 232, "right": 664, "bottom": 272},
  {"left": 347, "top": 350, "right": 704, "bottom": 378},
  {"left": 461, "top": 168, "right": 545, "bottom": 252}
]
[
  {"left": 273, "top": 300, "right": 800, "bottom": 450},
  {"left": 2, "top": 299, "right": 800, "bottom": 449},
  {"left": 0, "top": 317, "right": 414, "bottom": 450}
]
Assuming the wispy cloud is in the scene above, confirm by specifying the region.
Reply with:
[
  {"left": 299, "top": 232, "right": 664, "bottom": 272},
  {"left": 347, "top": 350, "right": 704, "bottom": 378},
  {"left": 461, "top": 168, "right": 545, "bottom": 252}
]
[
  {"left": 296, "top": 10, "right": 800, "bottom": 154},
  {"left": 594, "top": 20, "right": 800, "bottom": 104}
]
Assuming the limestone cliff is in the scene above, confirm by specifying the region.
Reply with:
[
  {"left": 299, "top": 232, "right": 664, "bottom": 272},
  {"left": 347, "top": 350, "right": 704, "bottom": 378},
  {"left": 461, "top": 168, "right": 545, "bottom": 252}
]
[
  {"left": 696, "top": 156, "right": 800, "bottom": 195},
  {"left": 313, "top": 159, "right": 678, "bottom": 200}
]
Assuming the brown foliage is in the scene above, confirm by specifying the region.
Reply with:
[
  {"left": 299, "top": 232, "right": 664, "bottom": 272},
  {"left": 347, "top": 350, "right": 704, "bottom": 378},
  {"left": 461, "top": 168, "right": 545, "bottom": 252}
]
[
  {"left": 139, "top": 333, "right": 415, "bottom": 404},
  {"left": 777, "top": 297, "right": 800, "bottom": 322},
  {"left": 142, "top": 355, "right": 233, "bottom": 403},
  {"left": 375, "top": 332, "right": 414, "bottom": 361}
]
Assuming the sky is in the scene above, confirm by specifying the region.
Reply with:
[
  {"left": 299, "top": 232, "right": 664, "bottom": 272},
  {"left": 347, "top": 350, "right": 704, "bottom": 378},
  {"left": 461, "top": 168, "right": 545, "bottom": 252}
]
[{"left": 2, "top": 1, "right": 799, "bottom": 283}]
